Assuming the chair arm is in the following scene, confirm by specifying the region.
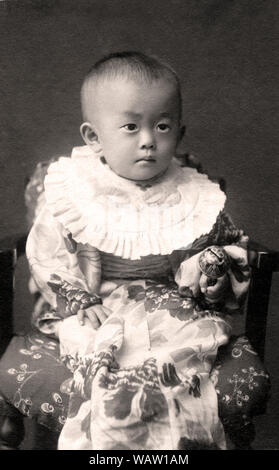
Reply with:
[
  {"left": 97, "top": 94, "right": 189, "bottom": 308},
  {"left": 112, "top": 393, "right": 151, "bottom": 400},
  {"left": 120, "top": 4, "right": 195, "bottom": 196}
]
[
  {"left": 246, "top": 241, "right": 279, "bottom": 360},
  {"left": 248, "top": 241, "right": 279, "bottom": 272},
  {"left": 0, "top": 234, "right": 27, "bottom": 357},
  {"left": 0, "top": 233, "right": 27, "bottom": 258}
]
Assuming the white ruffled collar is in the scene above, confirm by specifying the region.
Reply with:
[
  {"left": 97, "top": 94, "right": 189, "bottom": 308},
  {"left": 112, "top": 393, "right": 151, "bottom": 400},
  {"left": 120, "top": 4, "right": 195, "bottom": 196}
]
[{"left": 44, "top": 146, "right": 226, "bottom": 259}]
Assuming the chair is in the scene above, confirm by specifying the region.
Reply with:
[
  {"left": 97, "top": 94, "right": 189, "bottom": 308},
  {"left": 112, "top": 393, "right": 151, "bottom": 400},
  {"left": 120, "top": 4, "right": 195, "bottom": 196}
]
[{"left": 0, "top": 156, "right": 277, "bottom": 450}]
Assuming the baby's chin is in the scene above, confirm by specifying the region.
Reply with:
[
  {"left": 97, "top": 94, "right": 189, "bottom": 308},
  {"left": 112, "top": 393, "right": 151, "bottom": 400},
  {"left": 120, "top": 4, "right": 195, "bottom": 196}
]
[
  {"left": 119, "top": 161, "right": 170, "bottom": 182},
  {"left": 123, "top": 169, "right": 164, "bottom": 182}
]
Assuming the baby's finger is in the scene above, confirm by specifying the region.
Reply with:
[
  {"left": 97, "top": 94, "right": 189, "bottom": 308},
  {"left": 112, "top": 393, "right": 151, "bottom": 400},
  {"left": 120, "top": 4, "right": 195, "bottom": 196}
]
[
  {"left": 86, "top": 310, "right": 100, "bottom": 330},
  {"left": 77, "top": 309, "right": 85, "bottom": 326},
  {"left": 206, "top": 275, "right": 228, "bottom": 298},
  {"left": 199, "top": 273, "right": 210, "bottom": 293},
  {"left": 204, "top": 276, "right": 229, "bottom": 304},
  {"left": 102, "top": 306, "right": 112, "bottom": 317},
  {"left": 94, "top": 305, "right": 109, "bottom": 324}
]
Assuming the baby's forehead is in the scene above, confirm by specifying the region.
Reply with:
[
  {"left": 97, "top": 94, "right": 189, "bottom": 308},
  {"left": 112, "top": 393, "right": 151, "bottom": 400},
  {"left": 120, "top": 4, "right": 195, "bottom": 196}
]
[{"left": 84, "top": 76, "right": 180, "bottom": 119}]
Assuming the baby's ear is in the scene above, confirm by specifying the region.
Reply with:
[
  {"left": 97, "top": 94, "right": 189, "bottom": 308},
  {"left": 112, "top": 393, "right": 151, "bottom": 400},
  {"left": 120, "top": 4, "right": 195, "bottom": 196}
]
[
  {"left": 80, "top": 122, "right": 102, "bottom": 153},
  {"left": 178, "top": 125, "right": 186, "bottom": 143}
]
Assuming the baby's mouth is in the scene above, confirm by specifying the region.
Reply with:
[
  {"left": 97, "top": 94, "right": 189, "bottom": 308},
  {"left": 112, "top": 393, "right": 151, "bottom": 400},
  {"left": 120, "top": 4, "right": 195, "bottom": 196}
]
[{"left": 136, "top": 156, "right": 156, "bottom": 163}]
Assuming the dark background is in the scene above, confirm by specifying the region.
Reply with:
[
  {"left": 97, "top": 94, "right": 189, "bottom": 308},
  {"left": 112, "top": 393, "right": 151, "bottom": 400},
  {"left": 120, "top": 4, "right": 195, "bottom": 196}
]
[{"left": 0, "top": 0, "right": 278, "bottom": 449}]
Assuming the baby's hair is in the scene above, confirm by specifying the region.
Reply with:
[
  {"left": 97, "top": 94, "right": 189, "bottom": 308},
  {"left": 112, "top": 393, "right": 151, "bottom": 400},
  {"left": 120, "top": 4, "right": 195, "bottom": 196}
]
[{"left": 81, "top": 51, "right": 182, "bottom": 121}]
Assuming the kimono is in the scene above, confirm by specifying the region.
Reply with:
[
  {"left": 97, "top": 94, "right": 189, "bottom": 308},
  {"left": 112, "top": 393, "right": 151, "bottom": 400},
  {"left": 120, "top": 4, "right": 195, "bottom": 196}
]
[{"left": 26, "top": 145, "right": 251, "bottom": 450}]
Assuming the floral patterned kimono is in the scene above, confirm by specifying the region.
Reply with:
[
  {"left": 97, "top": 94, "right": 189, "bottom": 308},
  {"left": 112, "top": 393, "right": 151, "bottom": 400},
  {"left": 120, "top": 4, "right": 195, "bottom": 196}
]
[{"left": 26, "top": 146, "right": 251, "bottom": 450}]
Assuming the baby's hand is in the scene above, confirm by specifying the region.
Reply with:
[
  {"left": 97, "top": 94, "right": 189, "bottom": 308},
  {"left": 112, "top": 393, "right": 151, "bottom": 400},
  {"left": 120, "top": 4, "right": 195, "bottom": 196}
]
[{"left": 77, "top": 304, "right": 112, "bottom": 329}]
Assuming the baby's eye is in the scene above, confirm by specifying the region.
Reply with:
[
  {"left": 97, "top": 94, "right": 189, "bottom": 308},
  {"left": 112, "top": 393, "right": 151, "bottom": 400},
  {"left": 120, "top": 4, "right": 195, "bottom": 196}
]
[
  {"left": 122, "top": 124, "right": 138, "bottom": 132},
  {"left": 157, "top": 123, "right": 171, "bottom": 133}
]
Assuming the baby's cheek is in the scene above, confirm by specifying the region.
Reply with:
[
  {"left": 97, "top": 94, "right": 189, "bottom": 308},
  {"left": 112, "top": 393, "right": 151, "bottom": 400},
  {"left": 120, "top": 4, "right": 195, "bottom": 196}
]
[{"left": 161, "top": 136, "right": 177, "bottom": 153}]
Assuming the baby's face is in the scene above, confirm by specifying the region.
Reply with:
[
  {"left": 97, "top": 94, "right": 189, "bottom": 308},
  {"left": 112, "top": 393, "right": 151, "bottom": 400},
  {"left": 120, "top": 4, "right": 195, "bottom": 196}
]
[{"left": 85, "top": 77, "right": 182, "bottom": 181}]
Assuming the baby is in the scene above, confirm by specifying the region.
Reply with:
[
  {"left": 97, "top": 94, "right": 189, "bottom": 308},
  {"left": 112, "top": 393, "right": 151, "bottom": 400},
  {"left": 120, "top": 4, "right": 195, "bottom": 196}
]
[
  {"left": 26, "top": 52, "right": 250, "bottom": 450},
  {"left": 71, "top": 49, "right": 185, "bottom": 329}
]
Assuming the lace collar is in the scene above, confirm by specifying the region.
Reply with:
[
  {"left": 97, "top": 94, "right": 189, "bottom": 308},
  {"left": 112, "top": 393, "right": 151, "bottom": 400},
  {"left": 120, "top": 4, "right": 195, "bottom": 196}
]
[{"left": 44, "top": 146, "right": 226, "bottom": 259}]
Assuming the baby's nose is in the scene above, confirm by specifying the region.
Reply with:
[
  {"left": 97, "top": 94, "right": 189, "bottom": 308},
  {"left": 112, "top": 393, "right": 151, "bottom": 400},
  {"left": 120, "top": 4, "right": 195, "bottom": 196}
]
[
  {"left": 139, "top": 130, "right": 156, "bottom": 150},
  {"left": 142, "top": 142, "right": 155, "bottom": 149}
]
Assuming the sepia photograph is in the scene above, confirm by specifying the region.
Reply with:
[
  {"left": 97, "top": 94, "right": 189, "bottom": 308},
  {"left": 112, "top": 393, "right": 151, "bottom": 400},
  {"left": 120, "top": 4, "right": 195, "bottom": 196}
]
[{"left": 0, "top": 0, "right": 278, "bottom": 455}]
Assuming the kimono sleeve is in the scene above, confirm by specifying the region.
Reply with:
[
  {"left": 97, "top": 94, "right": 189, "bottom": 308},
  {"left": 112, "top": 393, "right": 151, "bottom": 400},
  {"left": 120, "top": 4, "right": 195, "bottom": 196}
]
[
  {"left": 191, "top": 210, "right": 249, "bottom": 251},
  {"left": 26, "top": 204, "right": 102, "bottom": 312}
]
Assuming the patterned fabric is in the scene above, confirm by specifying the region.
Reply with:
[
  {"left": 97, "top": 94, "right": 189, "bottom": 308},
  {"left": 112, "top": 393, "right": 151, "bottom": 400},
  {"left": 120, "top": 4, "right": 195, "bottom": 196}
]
[
  {"left": 0, "top": 329, "right": 270, "bottom": 443},
  {"left": 211, "top": 335, "right": 271, "bottom": 443},
  {"left": 47, "top": 274, "right": 102, "bottom": 318},
  {"left": 0, "top": 329, "right": 72, "bottom": 433},
  {"left": 58, "top": 281, "right": 231, "bottom": 449},
  {"left": 213, "top": 336, "right": 270, "bottom": 411},
  {"left": 55, "top": 244, "right": 258, "bottom": 450}
]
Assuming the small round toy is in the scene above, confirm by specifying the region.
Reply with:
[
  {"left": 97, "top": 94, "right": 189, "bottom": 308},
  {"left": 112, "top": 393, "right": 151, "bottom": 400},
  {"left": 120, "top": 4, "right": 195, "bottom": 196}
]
[{"left": 198, "top": 246, "right": 231, "bottom": 279}]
